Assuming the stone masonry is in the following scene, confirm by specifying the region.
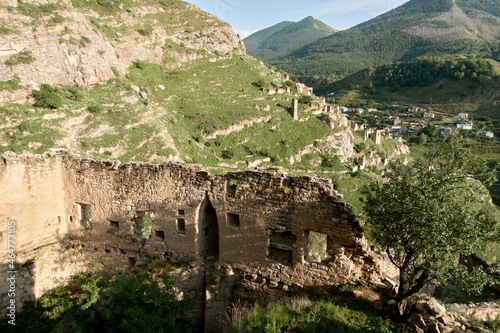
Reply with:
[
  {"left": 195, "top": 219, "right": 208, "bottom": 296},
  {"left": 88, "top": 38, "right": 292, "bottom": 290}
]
[{"left": 0, "top": 152, "right": 385, "bottom": 332}]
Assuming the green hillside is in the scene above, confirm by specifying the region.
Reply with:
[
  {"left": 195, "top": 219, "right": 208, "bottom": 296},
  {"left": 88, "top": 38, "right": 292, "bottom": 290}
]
[
  {"left": 244, "top": 16, "right": 337, "bottom": 64},
  {"left": 273, "top": 0, "right": 500, "bottom": 78},
  {"left": 0, "top": 0, "right": 407, "bottom": 173},
  {"left": 327, "top": 56, "right": 500, "bottom": 106}
]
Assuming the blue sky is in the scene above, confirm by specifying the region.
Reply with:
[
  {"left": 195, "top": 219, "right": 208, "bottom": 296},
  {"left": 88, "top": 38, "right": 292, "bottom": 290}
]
[{"left": 186, "top": 0, "right": 410, "bottom": 38}]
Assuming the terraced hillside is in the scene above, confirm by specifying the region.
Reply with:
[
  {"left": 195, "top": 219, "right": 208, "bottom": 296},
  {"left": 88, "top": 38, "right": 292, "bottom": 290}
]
[{"left": 0, "top": 0, "right": 407, "bottom": 170}]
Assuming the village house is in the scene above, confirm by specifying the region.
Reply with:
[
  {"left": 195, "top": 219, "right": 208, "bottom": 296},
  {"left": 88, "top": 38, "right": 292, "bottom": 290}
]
[
  {"left": 409, "top": 122, "right": 426, "bottom": 132},
  {"left": 439, "top": 127, "right": 457, "bottom": 135},
  {"left": 458, "top": 113, "right": 469, "bottom": 120},
  {"left": 457, "top": 122, "right": 473, "bottom": 130},
  {"left": 408, "top": 107, "right": 426, "bottom": 112},
  {"left": 391, "top": 125, "right": 402, "bottom": 133},
  {"left": 423, "top": 113, "right": 435, "bottom": 118},
  {"left": 479, "top": 131, "right": 494, "bottom": 139}
]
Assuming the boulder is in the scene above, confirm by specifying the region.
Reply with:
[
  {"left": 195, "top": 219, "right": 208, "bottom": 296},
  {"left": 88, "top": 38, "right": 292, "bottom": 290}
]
[{"left": 426, "top": 298, "right": 447, "bottom": 317}]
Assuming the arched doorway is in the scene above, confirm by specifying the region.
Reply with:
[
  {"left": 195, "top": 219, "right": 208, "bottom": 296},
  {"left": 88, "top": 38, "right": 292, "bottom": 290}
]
[{"left": 198, "top": 194, "right": 219, "bottom": 259}]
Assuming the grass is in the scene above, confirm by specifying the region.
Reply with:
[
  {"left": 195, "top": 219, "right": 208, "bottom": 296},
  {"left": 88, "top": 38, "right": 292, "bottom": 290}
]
[
  {"left": 436, "top": 284, "right": 500, "bottom": 304},
  {"left": 226, "top": 287, "right": 410, "bottom": 333},
  {"left": 5, "top": 50, "right": 35, "bottom": 66},
  {"left": 0, "top": 76, "right": 22, "bottom": 91},
  {"left": 11, "top": 2, "right": 60, "bottom": 19}
]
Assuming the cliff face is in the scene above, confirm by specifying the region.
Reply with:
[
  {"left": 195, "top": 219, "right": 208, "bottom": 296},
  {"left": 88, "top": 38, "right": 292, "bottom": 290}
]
[{"left": 0, "top": 0, "right": 245, "bottom": 103}]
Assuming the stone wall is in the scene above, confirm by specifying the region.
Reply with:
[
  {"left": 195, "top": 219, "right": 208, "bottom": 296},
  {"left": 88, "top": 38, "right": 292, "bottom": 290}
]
[{"left": 0, "top": 152, "right": 386, "bottom": 331}]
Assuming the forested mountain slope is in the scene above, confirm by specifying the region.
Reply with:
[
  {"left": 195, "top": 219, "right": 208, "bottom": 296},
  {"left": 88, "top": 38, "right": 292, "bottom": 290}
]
[
  {"left": 244, "top": 16, "right": 337, "bottom": 64},
  {"left": 273, "top": 0, "right": 500, "bottom": 78}
]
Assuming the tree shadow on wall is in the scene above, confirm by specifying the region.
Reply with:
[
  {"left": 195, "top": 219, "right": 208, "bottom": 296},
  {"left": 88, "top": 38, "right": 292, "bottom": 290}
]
[{"left": 0, "top": 260, "right": 35, "bottom": 330}]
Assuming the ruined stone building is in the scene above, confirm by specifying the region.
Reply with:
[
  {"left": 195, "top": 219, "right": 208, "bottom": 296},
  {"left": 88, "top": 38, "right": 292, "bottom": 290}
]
[{"left": 0, "top": 152, "right": 385, "bottom": 332}]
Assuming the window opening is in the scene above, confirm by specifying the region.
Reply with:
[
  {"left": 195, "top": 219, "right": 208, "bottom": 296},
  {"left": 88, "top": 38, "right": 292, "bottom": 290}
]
[
  {"left": 129, "top": 257, "right": 136, "bottom": 266},
  {"left": 227, "top": 213, "right": 240, "bottom": 228},
  {"left": 306, "top": 231, "right": 331, "bottom": 264},
  {"left": 268, "top": 230, "right": 296, "bottom": 265},
  {"left": 109, "top": 220, "right": 119, "bottom": 230},
  {"left": 133, "top": 211, "right": 152, "bottom": 240},
  {"left": 154, "top": 230, "right": 165, "bottom": 240},
  {"left": 78, "top": 203, "right": 92, "bottom": 229},
  {"left": 177, "top": 218, "right": 186, "bottom": 235}
]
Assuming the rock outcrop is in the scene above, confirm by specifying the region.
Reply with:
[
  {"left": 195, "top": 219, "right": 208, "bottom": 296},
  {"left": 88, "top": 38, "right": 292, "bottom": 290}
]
[{"left": 0, "top": 0, "right": 245, "bottom": 103}]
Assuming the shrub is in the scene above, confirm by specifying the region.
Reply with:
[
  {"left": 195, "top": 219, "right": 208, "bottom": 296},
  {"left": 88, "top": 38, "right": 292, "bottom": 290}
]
[
  {"left": 87, "top": 104, "right": 103, "bottom": 113},
  {"left": 252, "top": 79, "right": 267, "bottom": 89},
  {"left": 34, "top": 84, "right": 62, "bottom": 109},
  {"left": 222, "top": 150, "right": 234, "bottom": 159},
  {"left": 0, "top": 266, "right": 197, "bottom": 333},
  {"left": 96, "top": 0, "right": 120, "bottom": 11},
  {"left": 354, "top": 142, "right": 367, "bottom": 153},
  {"left": 5, "top": 50, "right": 35, "bottom": 66},
  {"left": 79, "top": 36, "right": 91, "bottom": 47},
  {"left": 133, "top": 60, "right": 147, "bottom": 70},
  {"left": 66, "top": 86, "right": 83, "bottom": 101},
  {"left": 298, "top": 95, "right": 313, "bottom": 104},
  {"left": 17, "top": 121, "right": 31, "bottom": 133},
  {"left": 49, "top": 14, "right": 65, "bottom": 25},
  {"left": 110, "top": 66, "right": 120, "bottom": 77},
  {"left": 137, "top": 24, "right": 153, "bottom": 36},
  {"left": 322, "top": 156, "right": 342, "bottom": 168}
]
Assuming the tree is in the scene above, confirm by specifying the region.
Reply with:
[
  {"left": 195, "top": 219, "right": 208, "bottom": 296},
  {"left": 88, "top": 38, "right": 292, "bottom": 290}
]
[
  {"left": 422, "top": 124, "right": 439, "bottom": 138},
  {"left": 364, "top": 145, "right": 499, "bottom": 303},
  {"left": 417, "top": 133, "right": 428, "bottom": 145},
  {"left": 4, "top": 265, "right": 197, "bottom": 333}
]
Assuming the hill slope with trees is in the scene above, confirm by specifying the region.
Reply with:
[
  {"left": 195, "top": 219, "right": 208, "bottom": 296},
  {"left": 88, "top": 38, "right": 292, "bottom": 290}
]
[
  {"left": 243, "top": 16, "right": 337, "bottom": 64},
  {"left": 271, "top": 0, "right": 500, "bottom": 78}
]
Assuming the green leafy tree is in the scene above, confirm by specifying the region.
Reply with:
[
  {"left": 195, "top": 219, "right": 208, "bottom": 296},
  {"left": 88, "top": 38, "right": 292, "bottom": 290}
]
[
  {"left": 34, "top": 84, "right": 62, "bottom": 109},
  {"left": 3, "top": 265, "right": 196, "bottom": 333},
  {"left": 422, "top": 124, "right": 439, "bottom": 138},
  {"left": 418, "top": 133, "right": 428, "bottom": 145},
  {"left": 365, "top": 145, "right": 499, "bottom": 302}
]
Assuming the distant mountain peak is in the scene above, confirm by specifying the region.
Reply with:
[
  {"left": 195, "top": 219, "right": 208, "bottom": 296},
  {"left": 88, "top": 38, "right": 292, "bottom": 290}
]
[{"left": 244, "top": 17, "right": 337, "bottom": 64}]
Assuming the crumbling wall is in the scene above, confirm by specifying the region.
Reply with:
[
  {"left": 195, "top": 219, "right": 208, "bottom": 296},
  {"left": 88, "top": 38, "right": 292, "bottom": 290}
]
[{"left": 0, "top": 152, "right": 385, "bottom": 331}]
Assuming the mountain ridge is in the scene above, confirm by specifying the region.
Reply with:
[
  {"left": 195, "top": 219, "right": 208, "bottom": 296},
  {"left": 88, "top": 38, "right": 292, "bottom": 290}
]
[{"left": 253, "top": 0, "right": 500, "bottom": 78}]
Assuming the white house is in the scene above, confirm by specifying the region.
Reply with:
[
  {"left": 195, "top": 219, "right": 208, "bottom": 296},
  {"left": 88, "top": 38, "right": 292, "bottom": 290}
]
[
  {"left": 479, "top": 131, "right": 494, "bottom": 139},
  {"left": 457, "top": 122, "right": 473, "bottom": 130}
]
